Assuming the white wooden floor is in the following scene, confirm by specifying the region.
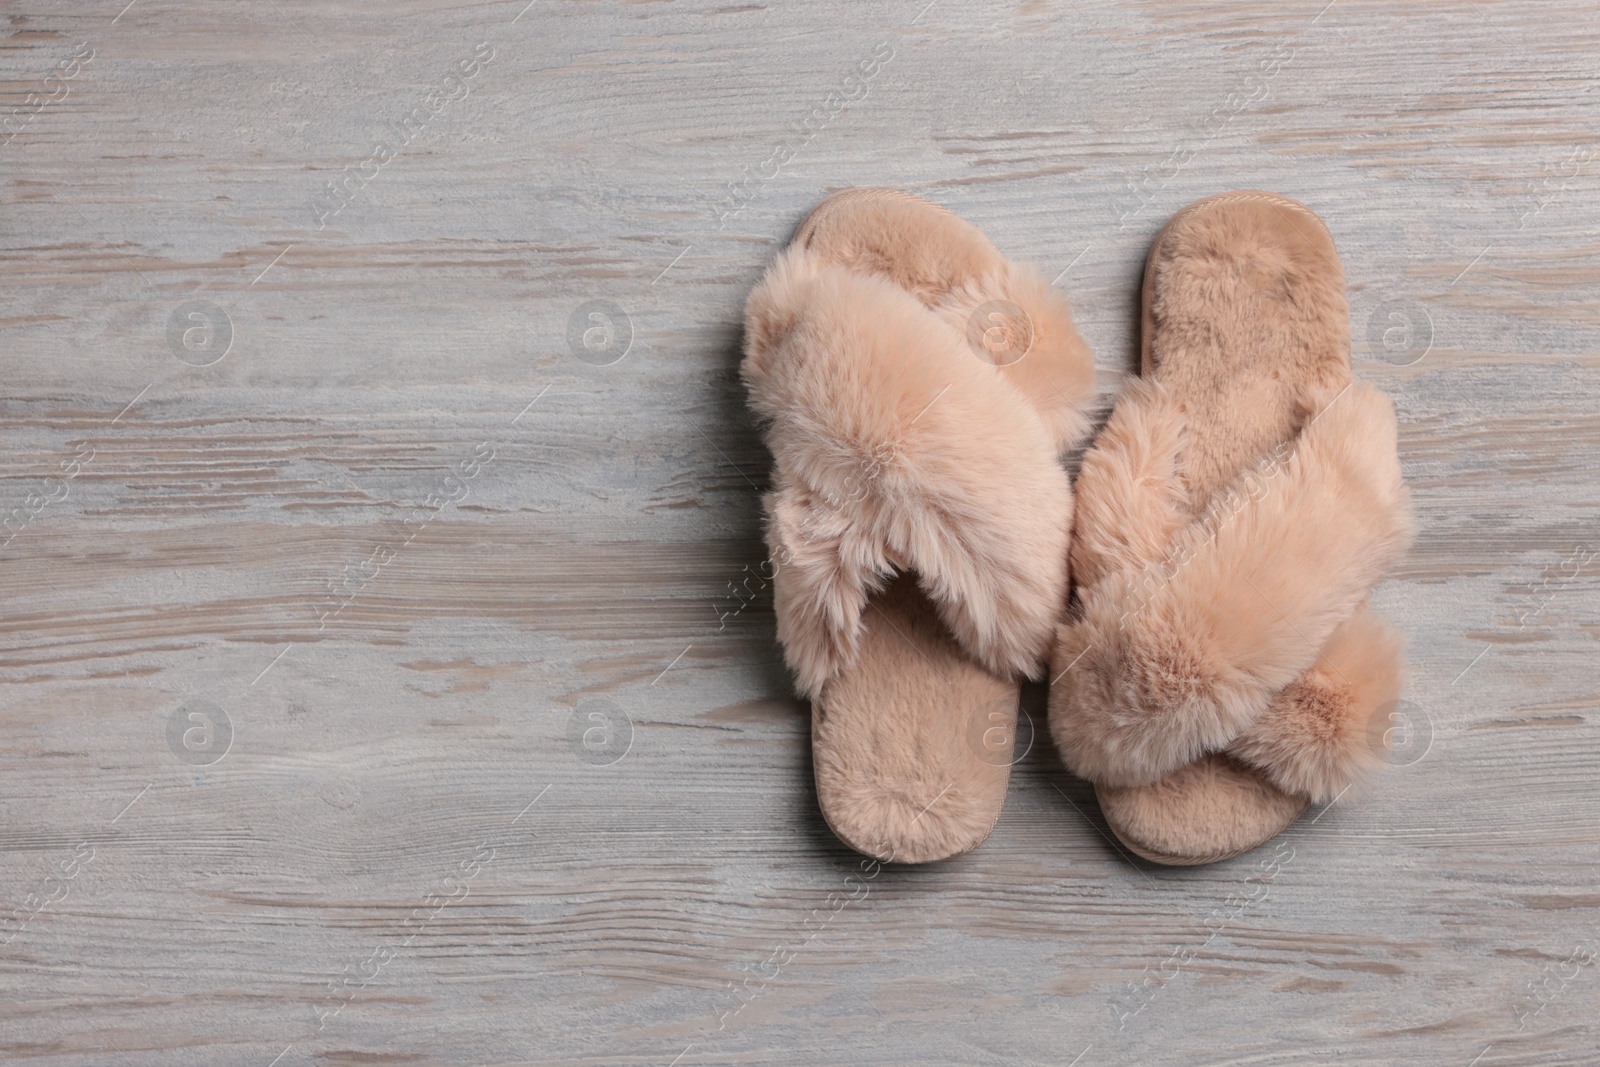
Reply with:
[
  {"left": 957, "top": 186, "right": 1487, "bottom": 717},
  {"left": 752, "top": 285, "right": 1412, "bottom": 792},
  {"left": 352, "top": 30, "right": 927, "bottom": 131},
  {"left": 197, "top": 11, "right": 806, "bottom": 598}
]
[{"left": 2, "top": 2, "right": 1598, "bottom": 1065}]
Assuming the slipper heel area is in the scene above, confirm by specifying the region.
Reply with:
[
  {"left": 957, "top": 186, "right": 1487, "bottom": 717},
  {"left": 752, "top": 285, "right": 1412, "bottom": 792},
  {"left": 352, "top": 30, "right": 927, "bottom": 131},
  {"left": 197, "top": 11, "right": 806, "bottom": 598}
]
[
  {"left": 814, "top": 576, "right": 1018, "bottom": 864},
  {"left": 1096, "top": 754, "right": 1308, "bottom": 866}
]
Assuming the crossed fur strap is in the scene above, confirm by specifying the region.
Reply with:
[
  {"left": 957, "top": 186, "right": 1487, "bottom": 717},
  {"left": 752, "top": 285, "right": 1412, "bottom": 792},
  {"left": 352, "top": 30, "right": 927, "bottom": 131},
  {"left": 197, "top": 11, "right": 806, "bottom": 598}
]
[
  {"left": 743, "top": 244, "right": 1092, "bottom": 700},
  {"left": 1053, "top": 379, "right": 1415, "bottom": 800}
]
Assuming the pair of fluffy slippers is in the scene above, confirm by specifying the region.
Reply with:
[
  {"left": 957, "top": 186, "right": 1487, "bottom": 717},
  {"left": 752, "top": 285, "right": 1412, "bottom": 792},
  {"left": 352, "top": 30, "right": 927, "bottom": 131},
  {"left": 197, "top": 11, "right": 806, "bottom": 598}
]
[{"left": 742, "top": 188, "right": 1413, "bottom": 865}]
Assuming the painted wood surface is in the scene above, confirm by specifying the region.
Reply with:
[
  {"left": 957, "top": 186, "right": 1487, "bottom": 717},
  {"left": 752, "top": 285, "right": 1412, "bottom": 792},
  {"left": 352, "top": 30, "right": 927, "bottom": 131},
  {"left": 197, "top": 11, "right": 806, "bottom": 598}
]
[{"left": 1, "top": 1, "right": 1598, "bottom": 1064}]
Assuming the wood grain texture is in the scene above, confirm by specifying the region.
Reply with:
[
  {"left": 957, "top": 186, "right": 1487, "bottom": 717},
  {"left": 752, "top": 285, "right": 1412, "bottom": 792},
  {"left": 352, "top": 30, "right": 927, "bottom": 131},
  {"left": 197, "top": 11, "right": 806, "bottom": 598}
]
[{"left": 1, "top": 1, "right": 1598, "bottom": 1064}]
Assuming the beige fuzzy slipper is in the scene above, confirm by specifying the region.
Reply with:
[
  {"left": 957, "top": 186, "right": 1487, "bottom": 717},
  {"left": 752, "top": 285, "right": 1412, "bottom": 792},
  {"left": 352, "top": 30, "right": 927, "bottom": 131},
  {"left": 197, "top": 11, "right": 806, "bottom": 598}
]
[
  {"left": 742, "top": 188, "right": 1096, "bottom": 862},
  {"left": 1048, "top": 191, "right": 1415, "bottom": 865}
]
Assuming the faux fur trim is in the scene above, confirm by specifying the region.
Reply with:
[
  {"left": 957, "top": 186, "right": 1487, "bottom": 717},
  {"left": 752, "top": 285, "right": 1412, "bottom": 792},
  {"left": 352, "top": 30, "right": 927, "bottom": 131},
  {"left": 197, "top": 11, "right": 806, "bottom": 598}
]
[
  {"left": 1226, "top": 602, "right": 1402, "bottom": 801},
  {"left": 932, "top": 261, "right": 1097, "bottom": 453},
  {"left": 1066, "top": 377, "right": 1189, "bottom": 591},
  {"left": 1050, "top": 382, "right": 1414, "bottom": 789},
  {"left": 745, "top": 246, "right": 1080, "bottom": 699}
]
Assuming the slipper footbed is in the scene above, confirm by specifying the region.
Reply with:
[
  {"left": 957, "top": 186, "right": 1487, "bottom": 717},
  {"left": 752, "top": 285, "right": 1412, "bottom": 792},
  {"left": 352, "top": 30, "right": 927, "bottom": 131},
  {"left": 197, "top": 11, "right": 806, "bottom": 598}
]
[{"left": 814, "top": 574, "right": 1018, "bottom": 864}]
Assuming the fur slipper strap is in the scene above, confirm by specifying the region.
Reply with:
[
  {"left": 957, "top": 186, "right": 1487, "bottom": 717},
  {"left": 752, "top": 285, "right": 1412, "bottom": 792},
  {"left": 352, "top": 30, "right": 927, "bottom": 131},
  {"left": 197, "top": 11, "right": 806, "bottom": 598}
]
[
  {"left": 1054, "top": 380, "right": 1415, "bottom": 797},
  {"left": 743, "top": 246, "right": 1087, "bottom": 699}
]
